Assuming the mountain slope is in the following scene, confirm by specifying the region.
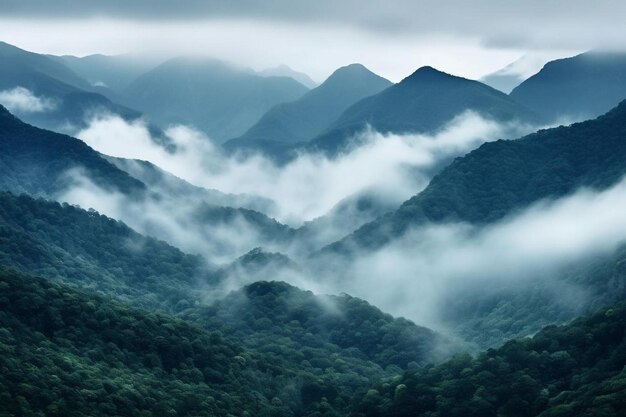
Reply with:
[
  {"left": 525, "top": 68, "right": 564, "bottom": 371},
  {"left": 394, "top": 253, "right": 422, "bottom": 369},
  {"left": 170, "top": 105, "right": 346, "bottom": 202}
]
[
  {"left": 325, "top": 100, "right": 626, "bottom": 255},
  {"left": 0, "top": 104, "right": 145, "bottom": 197},
  {"left": 351, "top": 302, "right": 626, "bottom": 417},
  {"left": 510, "top": 51, "right": 626, "bottom": 122},
  {"left": 0, "top": 268, "right": 294, "bottom": 417},
  {"left": 0, "top": 106, "right": 296, "bottom": 259},
  {"left": 0, "top": 192, "right": 212, "bottom": 311},
  {"left": 183, "top": 280, "right": 457, "bottom": 375},
  {"left": 308, "top": 66, "right": 541, "bottom": 154},
  {"left": 0, "top": 42, "right": 141, "bottom": 132},
  {"left": 226, "top": 64, "right": 391, "bottom": 152},
  {"left": 124, "top": 57, "right": 309, "bottom": 142}
]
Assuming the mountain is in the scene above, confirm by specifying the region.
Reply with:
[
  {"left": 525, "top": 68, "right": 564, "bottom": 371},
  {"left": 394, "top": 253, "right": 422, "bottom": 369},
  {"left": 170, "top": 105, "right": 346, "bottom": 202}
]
[
  {"left": 351, "top": 301, "right": 626, "bottom": 417},
  {"left": 52, "top": 53, "right": 162, "bottom": 91},
  {"left": 480, "top": 53, "right": 556, "bottom": 93},
  {"left": 0, "top": 268, "right": 296, "bottom": 417},
  {"left": 107, "top": 156, "right": 277, "bottom": 214},
  {"left": 183, "top": 280, "right": 457, "bottom": 374},
  {"left": 317, "top": 101, "right": 626, "bottom": 348},
  {"left": 225, "top": 64, "right": 392, "bottom": 154},
  {"left": 324, "top": 100, "right": 626, "bottom": 255},
  {"left": 258, "top": 64, "right": 318, "bottom": 88},
  {"left": 294, "top": 191, "right": 398, "bottom": 254},
  {"left": 510, "top": 51, "right": 626, "bottom": 122},
  {"left": 0, "top": 106, "right": 296, "bottom": 259},
  {"left": 124, "top": 56, "right": 310, "bottom": 142},
  {"left": 0, "top": 192, "right": 212, "bottom": 311},
  {"left": 308, "top": 66, "right": 542, "bottom": 155},
  {"left": 0, "top": 42, "right": 141, "bottom": 132},
  {"left": 0, "top": 105, "right": 145, "bottom": 197}
]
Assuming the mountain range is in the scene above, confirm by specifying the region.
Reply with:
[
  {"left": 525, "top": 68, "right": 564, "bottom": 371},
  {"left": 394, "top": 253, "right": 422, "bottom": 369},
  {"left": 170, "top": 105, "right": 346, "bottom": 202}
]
[
  {"left": 0, "top": 42, "right": 141, "bottom": 132},
  {"left": 123, "top": 56, "right": 310, "bottom": 142},
  {"left": 308, "top": 66, "right": 542, "bottom": 155},
  {"left": 2, "top": 38, "right": 626, "bottom": 417},
  {"left": 225, "top": 64, "right": 391, "bottom": 155}
]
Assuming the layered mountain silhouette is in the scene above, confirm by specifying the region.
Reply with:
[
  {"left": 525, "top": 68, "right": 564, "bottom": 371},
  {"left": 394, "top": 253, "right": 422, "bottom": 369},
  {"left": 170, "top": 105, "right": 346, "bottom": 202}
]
[
  {"left": 308, "top": 66, "right": 542, "bottom": 155},
  {"left": 257, "top": 64, "right": 318, "bottom": 88},
  {"left": 225, "top": 64, "right": 391, "bottom": 154},
  {"left": 510, "top": 51, "right": 626, "bottom": 122},
  {"left": 480, "top": 53, "right": 552, "bottom": 93},
  {"left": 323, "top": 100, "right": 626, "bottom": 254},
  {"left": 0, "top": 105, "right": 294, "bottom": 256},
  {"left": 52, "top": 53, "right": 162, "bottom": 92},
  {"left": 124, "top": 57, "right": 310, "bottom": 142},
  {"left": 0, "top": 42, "right": 141, "bottom": 132}
]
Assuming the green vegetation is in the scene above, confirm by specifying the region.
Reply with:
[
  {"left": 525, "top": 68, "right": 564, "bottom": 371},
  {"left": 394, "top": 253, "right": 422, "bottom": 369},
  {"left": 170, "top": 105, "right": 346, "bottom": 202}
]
[
  {"left": 318, "top": 100, "right": 626, "bottom": 348},
  {"left": 0, "top": 192, "right": 211, "bottom": 311},
  {"left": 184, "top": 281, "right": 452, "bottom": 372},
  {"left": 0, "top": 268, "right": 292, "bottom": 417},
  {"left": 350, "top": 303, "right": 626, "bottom": 417},
  {"left": 0, "top": 104, "right": 145, "bottom": 197},
  {"left": 328, "top": 99, "right": 626, "bottom": 253}
]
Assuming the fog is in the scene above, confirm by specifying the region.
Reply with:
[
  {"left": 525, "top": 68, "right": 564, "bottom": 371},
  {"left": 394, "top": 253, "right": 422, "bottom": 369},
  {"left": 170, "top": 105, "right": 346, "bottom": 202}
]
[
  {"left": 310, "top": 177, "right": 626, "bottom": 332},
  {"left": 0, "top": 87, "right": 56, "bottom": 113},
  {"left": 55, "top": 106, "right": 626, "bottom": 344},
  {"left": 75, "top": 111, "right": 535, "bottom": 226}
]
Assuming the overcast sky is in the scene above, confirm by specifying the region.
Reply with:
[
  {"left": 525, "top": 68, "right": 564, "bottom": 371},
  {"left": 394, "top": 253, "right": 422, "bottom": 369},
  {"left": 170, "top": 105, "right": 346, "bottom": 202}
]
[{"left": 1, "top": 0, "right": 622, "bottom": 82}]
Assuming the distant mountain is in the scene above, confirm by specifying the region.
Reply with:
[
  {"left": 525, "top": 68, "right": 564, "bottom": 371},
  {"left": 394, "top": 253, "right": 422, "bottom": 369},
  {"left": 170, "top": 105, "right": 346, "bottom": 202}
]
[
  {"left": 294, "top": 191, "right": 398, "bottom": 254},
  {"left": 226, "top": 64, "right": 391, "bottom": 154},
  {"left": 124, "top": 57, "right": 310, "bottom": 142},
  {"left": 510, "top": 51, "right": 626, "bottom": 122},
  {"left": 258, "top": 64, "right": 318, "bottom": 88},
  {"left": 107, "top": 156, "right": 276, "bottom": 214},
  {"left": 309, "top": 66, "right": 542, "bottom": 155},
  {"left": 52, "top": 53, "right": 162, "bottom": 91},
  {"left": 0, "top": 42, "right": 141, "bottom": 132},
  {"left": 324, "top": 100, "right": 626, "bottom": 255},
  {"left": 480, "top": 53, "right": 556, "bottom": 93}
]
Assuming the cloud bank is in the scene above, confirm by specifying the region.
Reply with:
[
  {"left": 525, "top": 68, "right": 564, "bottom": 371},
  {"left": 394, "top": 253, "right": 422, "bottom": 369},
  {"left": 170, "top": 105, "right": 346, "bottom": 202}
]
[
  {"left": 0, "top": 87, "right": 57, "bottom": 113},
  {"left": 311, "top": 177, "right": 626, "bottom": 333},
  {"left": 75, "top": 111, "right": 535, "bottom": 226}
]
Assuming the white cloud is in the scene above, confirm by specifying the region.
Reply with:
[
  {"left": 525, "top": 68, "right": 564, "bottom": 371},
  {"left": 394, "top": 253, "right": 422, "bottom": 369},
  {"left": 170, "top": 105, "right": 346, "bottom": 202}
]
[
  {"left": 75, "top": 111, "right": 536, "bottom": 226},
  {"left": 0, "top": 87, "right": 57, "bottom": 113},
  {"left": 317, "top": 177, "right": 626, "bottom": 331}
]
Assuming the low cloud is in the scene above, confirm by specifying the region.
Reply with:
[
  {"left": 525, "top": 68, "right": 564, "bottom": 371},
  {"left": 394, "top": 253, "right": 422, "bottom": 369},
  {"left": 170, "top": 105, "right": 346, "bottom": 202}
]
[
  {"left": 0, "top": 87, "right": 57, "bottom": 113},
  {"left": 75, "top": 111, "right": 536, "bottom": 226},
  {"left": 58, "top": 169, "right": 289, "bottom": 264},
  {"left": 310, "top": 177, "right": 626, "bottom": 334}
]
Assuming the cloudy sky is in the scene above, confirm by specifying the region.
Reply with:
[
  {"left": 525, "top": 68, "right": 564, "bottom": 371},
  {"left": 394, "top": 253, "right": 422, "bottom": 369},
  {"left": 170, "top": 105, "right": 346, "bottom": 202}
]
[{"left": 0, "top": 0, "right": 621, "bottom": 81}]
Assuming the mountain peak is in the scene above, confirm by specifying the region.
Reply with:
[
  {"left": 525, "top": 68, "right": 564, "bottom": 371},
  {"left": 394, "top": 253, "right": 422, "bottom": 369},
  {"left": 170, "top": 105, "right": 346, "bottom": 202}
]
[
  {"left": 403, "top": 65, "right": 454, "bottom": 82},
  {"left": 325, "top": 63, "right": 376, "bottom": 82}
]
